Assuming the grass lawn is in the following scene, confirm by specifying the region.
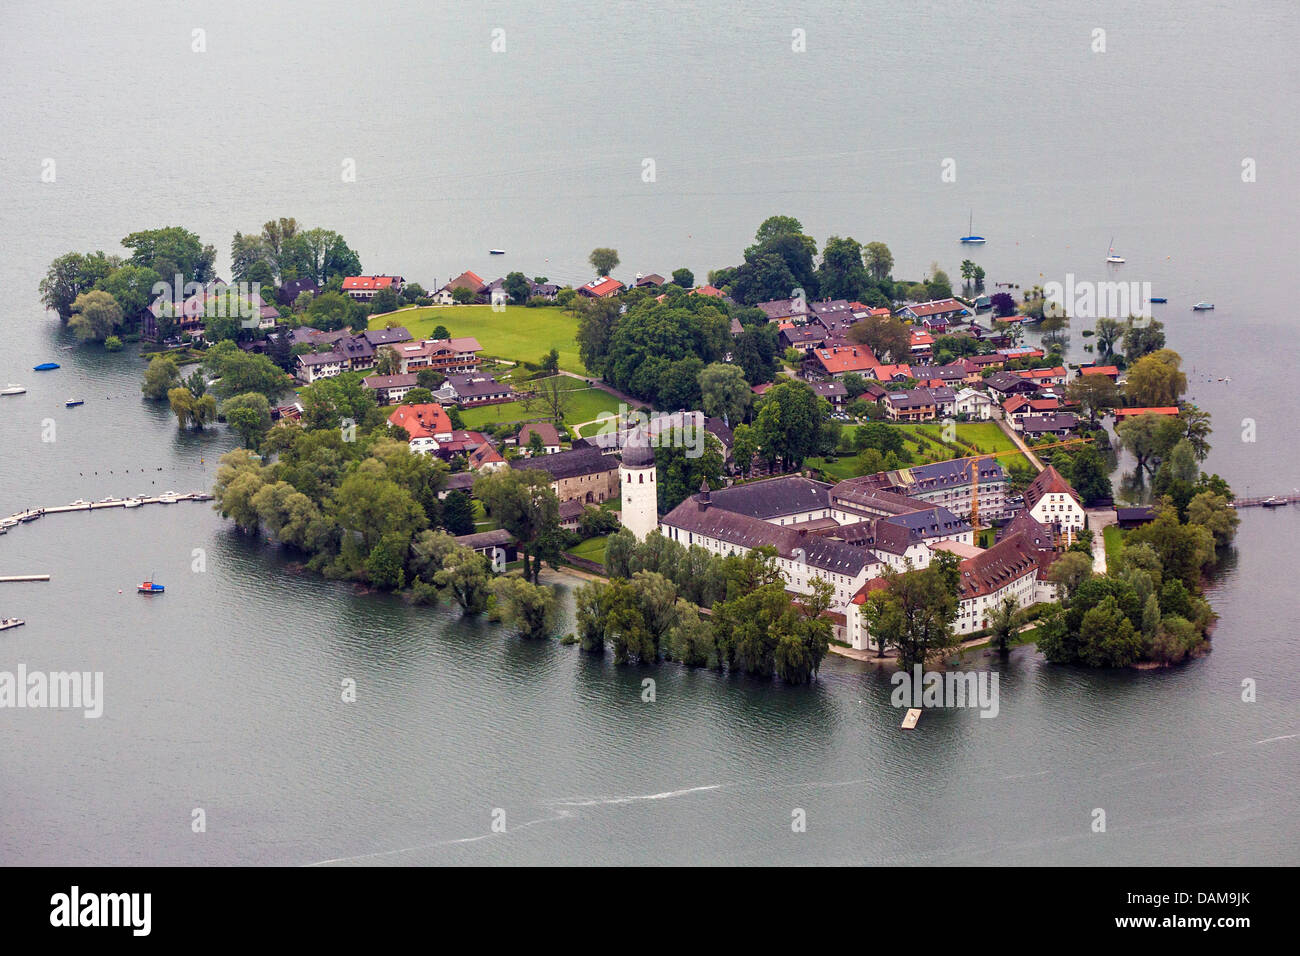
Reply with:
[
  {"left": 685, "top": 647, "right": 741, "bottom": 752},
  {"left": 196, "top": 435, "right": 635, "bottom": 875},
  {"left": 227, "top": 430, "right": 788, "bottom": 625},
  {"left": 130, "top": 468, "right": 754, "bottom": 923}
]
[
  {"left": 471, "top": 499, "right": 497, "bottom": 531},
  {"left": 568, "top": 535, "right": 609, "bottom": 567},
  {"left": 369, "top": 304, "right": 585, "bottom": 372},
  {"left": 810, "top": 422, "right": 1029, "bottom": 481},
  {"left": 1103, "top": 524, "right": 1124, "bottom": 569},
  {"left": 457, "top": 375, "right": 623, "bottom": 431}
]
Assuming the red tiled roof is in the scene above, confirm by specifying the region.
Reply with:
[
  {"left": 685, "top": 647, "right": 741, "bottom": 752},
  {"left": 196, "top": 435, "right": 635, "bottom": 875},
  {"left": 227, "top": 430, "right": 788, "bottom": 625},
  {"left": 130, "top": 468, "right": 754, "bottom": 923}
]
[
  {"left": 691, "top": 285, "right": 725, "bottom": 297},
  {"left": 1024, "top": 465, "right": 1081, "bottom": 510},
  {"left": 388, "top": 403, "right": 452, "bottom": 440},
  {"left": 1114, "top": 406, "right": 1180, "bottom": 418},
  {"left": 811, "top": 346, "right": 878, "bottom": 375},
  {"left": 1081, "top": 365, "right": 1119, "bottom": 376},
  {"left": 581, "top": 276, "right": 624, "bottom": 297},
  {"left": 342, "top": 275, "right": 398, "bottom": 291}
]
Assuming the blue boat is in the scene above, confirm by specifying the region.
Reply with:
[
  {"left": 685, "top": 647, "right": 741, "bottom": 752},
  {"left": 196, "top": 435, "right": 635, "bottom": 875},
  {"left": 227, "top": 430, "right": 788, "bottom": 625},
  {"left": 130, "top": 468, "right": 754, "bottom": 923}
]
[
  {"left": 33, "top": 362, "right": 60, "bottom": 371},
  {"left": 137, "top": 578, "right": 165, "bottom": 594},
  {"left": 1149, "top": 297, "right": 1167, "bottom": 304},
  {"left": 65, "top": 399, "right": 84, "bottom": 407}
]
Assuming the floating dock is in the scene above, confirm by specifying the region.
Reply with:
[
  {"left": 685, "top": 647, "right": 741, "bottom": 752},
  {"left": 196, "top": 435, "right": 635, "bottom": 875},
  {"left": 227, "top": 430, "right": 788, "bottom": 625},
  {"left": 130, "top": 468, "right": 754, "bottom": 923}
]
[
  {"left": 0, "top": 575, "right": 49, "bottom": 583},
  {"left": 2, "top": 491, "right": 213, "bottom": 528}
]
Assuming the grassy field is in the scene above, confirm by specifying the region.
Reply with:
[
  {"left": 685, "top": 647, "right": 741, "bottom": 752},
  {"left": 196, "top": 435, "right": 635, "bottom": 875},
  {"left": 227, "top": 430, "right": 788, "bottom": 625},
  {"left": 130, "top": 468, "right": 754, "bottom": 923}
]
[
  {"left": 1103, "top": 524, "right": 1124, "bottom": 569},
  {"left": 457, "top": 375, "right": 623, "bottom": 431},
  {"left": 567, "top": 535, "right": 609, "bottom": 567},
  {"left": 369, "top": 304, "right": 585, "bottom": 372},
  {"left": 810, "top": 422, "right": 1030, "bottom": 481}
]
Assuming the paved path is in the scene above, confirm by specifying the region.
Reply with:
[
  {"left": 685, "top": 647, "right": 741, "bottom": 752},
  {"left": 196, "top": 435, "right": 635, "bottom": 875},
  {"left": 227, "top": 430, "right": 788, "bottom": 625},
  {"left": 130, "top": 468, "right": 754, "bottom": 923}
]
[
  {"left": 992, "top": 409, "right": 1044, "bottom": 471},
  {"left": 1085, "top": 507, "right": 1116, "bottom": 574}
]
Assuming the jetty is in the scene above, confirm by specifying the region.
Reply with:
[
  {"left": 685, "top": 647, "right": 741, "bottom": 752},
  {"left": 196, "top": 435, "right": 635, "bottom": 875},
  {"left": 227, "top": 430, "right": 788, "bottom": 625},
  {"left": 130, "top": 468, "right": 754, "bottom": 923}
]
[
  {"left": 0, "top": 575, "right": 49, "bottom": 583},
  {"left": 1230, "top": 494, "right": 1300, "bottom": 509},
  {"left": 3, "top": 491, "right": 213, "bottom": 528}
]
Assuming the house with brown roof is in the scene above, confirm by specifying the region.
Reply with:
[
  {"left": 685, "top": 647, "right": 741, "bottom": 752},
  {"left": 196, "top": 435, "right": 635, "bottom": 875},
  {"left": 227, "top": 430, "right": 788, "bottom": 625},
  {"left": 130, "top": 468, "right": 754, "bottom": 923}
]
[
  {"left": 517, "top": 422, "right": 562, "bottom": 456},
  {"left": 1024, "top": 465, "right": 1086, "bottom": 544},
  {"left": 362, "top": 373, "right": 420, "bottom": 404},
  {"left": 387, "top": 336, "right": 483, "bottom": 375},
  {"left": 432, "top": 271, "right": 487, "bottom": 305},
  {"left": 897, "top": 298, "right": 971, "bottom": 327},
  {"left": 847, "top": 530, "right": 1043, "bottom": 649}
]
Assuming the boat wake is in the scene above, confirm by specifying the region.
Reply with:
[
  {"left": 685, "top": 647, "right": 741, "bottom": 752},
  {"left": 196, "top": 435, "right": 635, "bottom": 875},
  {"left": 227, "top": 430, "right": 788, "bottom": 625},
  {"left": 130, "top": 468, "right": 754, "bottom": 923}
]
[{"left": 548, "top": 784, "right": 723, "bottom": 807}]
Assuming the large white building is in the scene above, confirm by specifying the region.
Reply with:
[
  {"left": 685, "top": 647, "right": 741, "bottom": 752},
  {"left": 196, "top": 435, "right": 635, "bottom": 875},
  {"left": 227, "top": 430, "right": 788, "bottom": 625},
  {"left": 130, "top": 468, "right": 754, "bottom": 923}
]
[{"left": 1025, "top": 465, "right": 1087, "bottom": 545}]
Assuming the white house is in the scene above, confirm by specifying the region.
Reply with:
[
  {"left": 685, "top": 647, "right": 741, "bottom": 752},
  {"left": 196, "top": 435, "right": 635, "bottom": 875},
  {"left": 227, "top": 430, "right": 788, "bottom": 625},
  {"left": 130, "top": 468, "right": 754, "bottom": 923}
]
[
  {"left": 954, "top": 387, "right": 993, "bottom": 420},
  {"left": 1024, "top": 465, "right": 1086, "bottom": 545}
]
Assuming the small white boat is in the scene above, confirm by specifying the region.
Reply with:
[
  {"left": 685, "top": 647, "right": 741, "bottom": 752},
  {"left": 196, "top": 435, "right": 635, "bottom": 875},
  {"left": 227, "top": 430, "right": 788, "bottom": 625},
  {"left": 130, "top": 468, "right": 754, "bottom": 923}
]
[
  {"left": 1192, "top": 301, "right": 1215, "bottom": 311},
  {"left": 489, "top": 249, "right": 506, "bottom": 255},
  {"left": 158, "top": 491, "right": 178, "bottom": 504},
  {"left": 0, "top": 618, "right": 26, "bottom": 631},
  {"left": 1106, "top": 236, "right": 1124, "bottom": 263},
  {"left": 1, "top": 384, "right": 26, "bottom": 396},
  {"left": 69, "top": 499, "right": 91, "bottom": 508},
  {"left": 123, "top": 497, "right": 143, "bottom": 509}
]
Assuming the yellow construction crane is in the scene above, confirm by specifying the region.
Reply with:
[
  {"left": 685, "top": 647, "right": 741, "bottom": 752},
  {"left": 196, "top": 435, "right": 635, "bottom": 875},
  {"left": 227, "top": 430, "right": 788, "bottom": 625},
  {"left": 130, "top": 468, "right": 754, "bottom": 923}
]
[{"left": 968, "top": 436, "right": 1095, "bottom": 536}]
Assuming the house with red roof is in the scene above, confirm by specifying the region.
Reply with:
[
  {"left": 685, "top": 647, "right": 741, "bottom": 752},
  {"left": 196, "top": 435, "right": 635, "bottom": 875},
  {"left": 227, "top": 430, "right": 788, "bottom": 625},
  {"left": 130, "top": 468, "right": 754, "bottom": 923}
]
[
  {"left": 578, "top": 276, "right": 625, "bottom": 298},
  {"left": 1080, "top": 365, "right": 1120, "bottom": 381},
  {"left": 342, "top": 275, "right": 404, "bottom": 301},
  {"left": 804, "top": 345, "right": 879, "bottom": 379},
  {"left": 388, "top": 404, "right": 453, "bottom": 453},
  {"left": 691, "top": 285, "right": 725, "bottom": 298},
  {"left": 1015, "top": 366, "right": 1068, "bottom": 386}
]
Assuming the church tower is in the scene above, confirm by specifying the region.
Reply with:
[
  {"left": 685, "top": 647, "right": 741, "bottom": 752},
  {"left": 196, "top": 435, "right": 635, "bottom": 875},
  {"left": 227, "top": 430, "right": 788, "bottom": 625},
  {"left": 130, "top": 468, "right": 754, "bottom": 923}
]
[{"left": 619, "top": 427, "right": 658, "bottom": 540}]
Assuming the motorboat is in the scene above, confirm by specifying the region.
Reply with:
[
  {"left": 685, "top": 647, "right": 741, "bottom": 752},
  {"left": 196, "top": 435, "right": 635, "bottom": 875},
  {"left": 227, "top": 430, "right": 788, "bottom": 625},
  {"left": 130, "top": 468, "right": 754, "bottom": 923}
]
[
  {"left": 1, "top": 384, "right": 26, "bottom": 395},
  {"left": 1192, "top": 301, "right": 1215, "bottom": 311},
  {"left": 65, "top": 399, "right": 85, "bottom": 407}
]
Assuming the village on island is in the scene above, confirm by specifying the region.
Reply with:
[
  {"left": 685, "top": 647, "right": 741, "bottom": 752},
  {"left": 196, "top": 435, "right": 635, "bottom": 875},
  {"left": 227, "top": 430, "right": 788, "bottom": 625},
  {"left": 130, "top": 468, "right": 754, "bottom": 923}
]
[{"left": 27, "top": 217, "right": 1240, "bottom": 683}]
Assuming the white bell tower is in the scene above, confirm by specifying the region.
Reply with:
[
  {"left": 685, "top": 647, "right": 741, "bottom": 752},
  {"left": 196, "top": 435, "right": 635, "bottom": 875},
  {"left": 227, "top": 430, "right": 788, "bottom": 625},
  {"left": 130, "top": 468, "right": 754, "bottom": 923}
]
[{"left": 619, "top": 428, "right": 658, "bottom": 540}]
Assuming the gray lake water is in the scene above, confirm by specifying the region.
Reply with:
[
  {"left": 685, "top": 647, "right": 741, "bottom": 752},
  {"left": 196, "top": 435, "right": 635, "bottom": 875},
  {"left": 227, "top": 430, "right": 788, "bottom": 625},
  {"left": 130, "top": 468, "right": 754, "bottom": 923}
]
[{"left": 1, "top": 0, "right": 1297, "bottom": 865}]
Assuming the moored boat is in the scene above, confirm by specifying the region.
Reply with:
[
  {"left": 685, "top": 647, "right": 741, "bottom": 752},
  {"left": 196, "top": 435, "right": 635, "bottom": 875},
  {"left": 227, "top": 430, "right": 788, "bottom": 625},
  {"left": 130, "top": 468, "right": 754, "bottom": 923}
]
[
  {"left": 65, "top": 399, "right": 84, "bottom": 407},
  {"left": 1149, "top": 296, "right": 1167, "bottom": 303},
  {"left": 123, "top": 497, "right": 143, "bottom": 509},
  {"left": 0, "top": 618, "right": 26, "bottom": 631},
  {"left": 489, "top": 248, "right": 506, "bottom": 255},
  {"left": 1261, "top": 496, "right": 1288, "bottom": 508},
  {"left": 137, "top": 579, "right": 165, "bottom": 594},
  {"left": 1, "top": 384, "right": 26, "bottom": 395},
  {"left": 1193, "top": 301, "right": 1215, "bottom": 311},
  {"left": 33, "top": 362, "right": 60, "bottom": 371}
]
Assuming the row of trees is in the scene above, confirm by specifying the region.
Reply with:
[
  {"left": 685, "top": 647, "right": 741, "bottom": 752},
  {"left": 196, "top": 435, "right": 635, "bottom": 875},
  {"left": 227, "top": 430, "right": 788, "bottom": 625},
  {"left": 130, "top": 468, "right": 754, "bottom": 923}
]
[{"left": 579, "top": 539, "right": 833, "bottom": 683}]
